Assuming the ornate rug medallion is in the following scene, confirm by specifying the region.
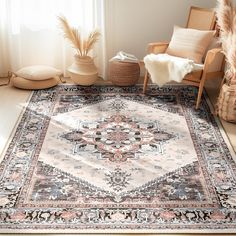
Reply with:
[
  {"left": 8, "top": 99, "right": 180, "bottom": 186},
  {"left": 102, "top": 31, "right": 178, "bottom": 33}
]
[
  {"left": 0, "top": 85, "right": 236, "bottom": 233},
  {"left": 61, "top": 113, "right": 176, "bottom": 162}
]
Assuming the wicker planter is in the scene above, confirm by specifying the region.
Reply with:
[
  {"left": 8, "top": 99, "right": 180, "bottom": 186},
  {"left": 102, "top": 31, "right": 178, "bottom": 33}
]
[
  {"left": 109, "top": 61, "right": 140, "bottom": 86},
  {"left": 217, "top": 76, "right": 236, "bottom": 123},
  {"left": 68, "top": 55, "right": 98, "bottom": 86}
]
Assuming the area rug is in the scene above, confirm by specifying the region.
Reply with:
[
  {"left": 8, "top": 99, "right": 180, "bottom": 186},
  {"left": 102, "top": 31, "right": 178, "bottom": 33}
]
[{"left": 0, "top": 85, "right": 236, "bottom": 233}]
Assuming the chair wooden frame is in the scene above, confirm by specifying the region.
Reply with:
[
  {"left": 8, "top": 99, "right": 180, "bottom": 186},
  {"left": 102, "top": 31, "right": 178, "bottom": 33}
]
[
  {"left": 143, "top": 6, "right": 225, "bottom": 109},
  {"left": 186, "top": 6, "right": 216, "bottom": 30}
]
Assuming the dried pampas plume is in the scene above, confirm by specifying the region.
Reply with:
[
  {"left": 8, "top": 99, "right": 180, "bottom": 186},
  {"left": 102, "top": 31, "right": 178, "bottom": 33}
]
[
  {"left": 216, "top": 0, "right": 236, "bottom": 82},
  {"left": 216, "top": 0, "right": 234, "bottom": 33},
  {"left": 234, "top": 10, "right": 236, "bottom": 34},
  {"left": 84, "top": 29, "right": 101, "bottom": 56},
  {"left": 58, "top": 15, "right": 100, "bottom": 57}
]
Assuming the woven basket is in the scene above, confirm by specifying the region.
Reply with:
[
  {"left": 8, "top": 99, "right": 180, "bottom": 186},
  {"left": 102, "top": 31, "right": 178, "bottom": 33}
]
[
  {"left": 109, "top": 61, "right": 140, "bottom": 86},
  {"left": 217, "top": 80, "right": 236, "bottom": 123}
]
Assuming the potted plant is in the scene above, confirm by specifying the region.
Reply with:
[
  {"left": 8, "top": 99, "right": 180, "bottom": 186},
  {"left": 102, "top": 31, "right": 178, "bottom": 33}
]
[
  {"left": 58, "top": 16, "right": 100, "bottom": 86},
  {"left": 216, "top": 0, "right": 236, "bottom": 122}
]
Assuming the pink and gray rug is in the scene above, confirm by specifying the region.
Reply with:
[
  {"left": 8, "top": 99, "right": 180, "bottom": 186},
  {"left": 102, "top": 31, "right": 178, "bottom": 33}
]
[{"left": 0, "top": 85, "right": 236, "bottom": 233}]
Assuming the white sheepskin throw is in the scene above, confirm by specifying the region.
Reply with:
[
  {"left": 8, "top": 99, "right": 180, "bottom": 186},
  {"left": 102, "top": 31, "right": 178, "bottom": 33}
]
[{"left": 144, "top": 54, "right": 195, "bottom": 87}]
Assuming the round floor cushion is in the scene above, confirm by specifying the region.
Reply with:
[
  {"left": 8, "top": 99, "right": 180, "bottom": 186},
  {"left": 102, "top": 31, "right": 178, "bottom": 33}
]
[
  {"left": 11, "top": 65, "right": 62, "bottom": 90},
  {"left": 12, "top": 76, "right": 59, "bottom": 90}
]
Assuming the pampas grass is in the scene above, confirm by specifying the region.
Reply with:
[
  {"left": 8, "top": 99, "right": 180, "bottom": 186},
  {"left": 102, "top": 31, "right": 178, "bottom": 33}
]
[
  {"left": 216, "top": 0, "right": 234, "bottom": 33},
  {"left": 216, "top": 0, "right": 236, "bottom": 83},
  {"left": 58, "top": 15, "right": 100, "bottom": 57},
  {"left": 84, "top": 30, "right": 101, "bottom": 56}
]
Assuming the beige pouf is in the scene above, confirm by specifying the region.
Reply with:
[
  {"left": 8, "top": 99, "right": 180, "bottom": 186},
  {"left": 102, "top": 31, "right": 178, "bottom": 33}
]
[
  {"left": 12, "top": 76, "right": 59, "bottom": 90},
  {"left": 109, "top": 61, "right": 140, "bottom": 86},
  {"left": 11, "top": 65, "right": 62, "bottom": 90}
]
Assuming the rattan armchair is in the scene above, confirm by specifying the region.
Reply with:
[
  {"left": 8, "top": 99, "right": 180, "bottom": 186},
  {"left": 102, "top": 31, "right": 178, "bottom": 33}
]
[{"left": 143, "top": 7, "right": 225, "bottom": 109}]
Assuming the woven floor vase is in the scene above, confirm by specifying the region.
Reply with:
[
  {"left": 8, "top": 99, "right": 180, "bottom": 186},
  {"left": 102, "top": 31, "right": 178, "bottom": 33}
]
[
  {"left": 68, "top": 56, "right": 98, "bottom": 86},
  {"left": 217, "top": 82, "right": 236, "bottom": 123},
  {"left": 109, "top": 61, "right": 140, "bottom": 86}
]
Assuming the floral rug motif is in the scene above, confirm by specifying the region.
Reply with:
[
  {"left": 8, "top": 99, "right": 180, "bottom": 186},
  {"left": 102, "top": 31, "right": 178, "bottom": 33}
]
[{"left": 0, "top": 85, "right": 236, "bottom": 233}]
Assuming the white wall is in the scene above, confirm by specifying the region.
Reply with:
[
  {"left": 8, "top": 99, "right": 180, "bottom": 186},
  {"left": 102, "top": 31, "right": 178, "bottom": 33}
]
[{"left": 106, "top": 0, "right": 217, "bottom": 61}]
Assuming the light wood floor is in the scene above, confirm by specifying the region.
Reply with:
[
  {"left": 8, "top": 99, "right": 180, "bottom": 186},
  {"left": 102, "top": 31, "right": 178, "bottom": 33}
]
[{"left": 0, "top": 77, "right": 236, "bottom": 236}]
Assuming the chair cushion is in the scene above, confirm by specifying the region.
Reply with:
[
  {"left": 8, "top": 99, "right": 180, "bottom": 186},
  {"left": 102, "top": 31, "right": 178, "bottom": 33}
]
[
  {"left": 12, "top": 76, "right": 59, "bottom": 90},
  {"left": 166, "top": 26, "right": 215, "bottom": 63},
  {"left": 15, "top": 65, "right": 62, "bottom": 81}
]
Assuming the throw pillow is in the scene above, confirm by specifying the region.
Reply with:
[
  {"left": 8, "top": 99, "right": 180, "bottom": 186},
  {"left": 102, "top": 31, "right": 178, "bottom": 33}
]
[
  {"left": 15, "top": 65, "right": 62, "bottom": 81},
  {"left": 166, "top": 26, "right": 215, "bottom": 64}
]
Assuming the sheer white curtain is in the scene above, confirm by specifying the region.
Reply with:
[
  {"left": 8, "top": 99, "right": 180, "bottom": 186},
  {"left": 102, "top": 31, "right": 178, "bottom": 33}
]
[{"left": 0, "top": 0, "right": 107, "bottom": 78}]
